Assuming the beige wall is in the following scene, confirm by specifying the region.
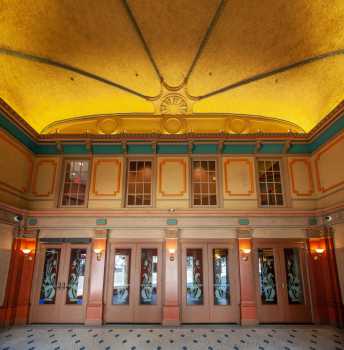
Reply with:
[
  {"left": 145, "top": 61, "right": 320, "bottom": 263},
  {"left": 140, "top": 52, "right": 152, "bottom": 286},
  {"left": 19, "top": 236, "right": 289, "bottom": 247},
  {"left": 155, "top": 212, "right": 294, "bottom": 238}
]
[
  {"left": 311, "top": 133, "right": 344, "bottom": 209},
  {"left": 0, "top": 129, "right": 343, "bottom": 211},
  {"left": 0, "top": 223, "right": 13, "bottom": 306},
  {"left": 0, "top": 130, "right": 33, "bottom": 208},
  {"left": 334, "top": 222, "right": 344, "bottom": 303}
]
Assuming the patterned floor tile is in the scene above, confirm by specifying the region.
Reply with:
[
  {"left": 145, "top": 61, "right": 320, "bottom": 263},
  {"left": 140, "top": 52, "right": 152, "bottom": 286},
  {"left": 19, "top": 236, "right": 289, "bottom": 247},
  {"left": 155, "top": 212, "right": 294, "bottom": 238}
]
[{"left": 0, "top": 325, "right": 343, "bottom": 350}]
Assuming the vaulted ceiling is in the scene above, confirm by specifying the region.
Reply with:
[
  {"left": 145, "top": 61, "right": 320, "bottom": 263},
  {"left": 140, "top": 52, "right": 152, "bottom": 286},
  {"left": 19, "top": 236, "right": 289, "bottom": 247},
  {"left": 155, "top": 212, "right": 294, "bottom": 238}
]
[{"left": 0, "top": 0, "right": 343, "bottom": 135}]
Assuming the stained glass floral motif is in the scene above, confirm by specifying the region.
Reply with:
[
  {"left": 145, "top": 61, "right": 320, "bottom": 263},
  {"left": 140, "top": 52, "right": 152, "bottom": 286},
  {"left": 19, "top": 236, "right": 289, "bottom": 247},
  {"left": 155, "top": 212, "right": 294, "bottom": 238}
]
[
  {"left": 258, "top": 249, "right": 277, "bottom": 304},
  {"left": 39, "top": 248, "right": 61, "bottom": 304},
  {"left": 140, "top": 249, "right": 158, "bottom": 305},
  {"left": 66, "top": 249, "right": 87, "bottom": 305},
  {"left": 213, "top": 249, "right": 230, "bottom": 305},
  {"left": 113, "top": 249, "right": 131, "bottom": 305},
  {"left": 186, "top": 249, "right": 203, "bottom": 305},
  {"left": 284, "top": 248, "right": 304, "bottom": 304}
]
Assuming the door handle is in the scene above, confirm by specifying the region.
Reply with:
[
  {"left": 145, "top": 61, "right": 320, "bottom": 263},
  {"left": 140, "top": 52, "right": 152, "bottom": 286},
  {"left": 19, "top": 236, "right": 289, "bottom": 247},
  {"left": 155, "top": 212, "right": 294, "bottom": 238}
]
[
  {"left": 281, "top": 283, "right": 285, "bottom": 289},
  {"left": 56, "top": 281, "right": 61, "bottom": 289},
  {"left": 62, "top": 282, "right": 66, "bottom": 289}
]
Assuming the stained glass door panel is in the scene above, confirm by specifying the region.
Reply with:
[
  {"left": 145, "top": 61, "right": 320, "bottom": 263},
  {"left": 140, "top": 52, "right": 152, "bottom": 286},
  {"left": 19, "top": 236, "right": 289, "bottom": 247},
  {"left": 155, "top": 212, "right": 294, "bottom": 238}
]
[
  {"left": 212, "top": 248, "right": 230, "bottom": 305},
  {"left": 113, "top": 249, "right": 131, "bottom": 305},
  {"left": 39, "top": 248, "right": 61, "bottom": 305},
  {"left": 258, "top": 249, "right": 278, "bottom": 304},
  {"left": 208, "top": 243, "right": 240, "bottom": 324},
  {"left": 181, "top": 244, "right": 210, "bottom": 323},
  {"left": 139, "top": 248, "right": 158, "bottom": 305},
  {"left": 186, "top": 248, "right": 204, "bottom": 305},
  {"left": 66, "top": 248, "right": 87, "bottom": 305},
  {"left": 284, "top": 248, "right": 304, "bottom": 305}
]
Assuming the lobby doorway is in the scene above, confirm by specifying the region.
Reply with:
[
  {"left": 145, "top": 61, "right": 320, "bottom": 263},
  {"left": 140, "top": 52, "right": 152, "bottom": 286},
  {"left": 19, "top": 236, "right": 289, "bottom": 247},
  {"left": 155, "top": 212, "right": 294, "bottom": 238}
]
[
  {"left": 181, "top": 240, "right": 240, "bottom": 323},
  {"left": 30, "top": 243, "right": 90, "bottom": 323},
  {"left": 104, "top": 242, "right": 163, "bottom": 323},
  {"left": 254, "top": 239, "right": 312, "bottom": 323}
]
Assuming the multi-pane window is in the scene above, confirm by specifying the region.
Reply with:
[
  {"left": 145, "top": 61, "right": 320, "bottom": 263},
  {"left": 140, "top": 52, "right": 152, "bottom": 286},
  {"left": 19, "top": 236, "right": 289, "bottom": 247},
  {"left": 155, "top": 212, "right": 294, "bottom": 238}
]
[
  {"left": 126, "top": 160, "right": 152, "bottom": 207},
  {"left": 257, "top": 159, "right": 284, "bottom": 206},
  {"left": 192, "top": 160, "right": 217, "bottom": 206},
  {"left": 61, "top": 160, "right": 89, "bottom": 207}
]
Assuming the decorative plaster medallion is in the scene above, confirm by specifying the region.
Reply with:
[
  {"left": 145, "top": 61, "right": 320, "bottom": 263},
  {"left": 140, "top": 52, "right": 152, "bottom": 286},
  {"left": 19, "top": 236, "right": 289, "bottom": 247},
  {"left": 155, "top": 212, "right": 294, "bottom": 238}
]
[
  {"left": 160, "top": 94, "right": 188, "bottom": 115},
  {"left": 97, "top": 118, "right": 121, "bottom": 134},
  {"left": 226, "top": 117, "right": 250, "bottom": 134},
  {"left": 161, "top": 117, "right": 186, "bottom": 134}
]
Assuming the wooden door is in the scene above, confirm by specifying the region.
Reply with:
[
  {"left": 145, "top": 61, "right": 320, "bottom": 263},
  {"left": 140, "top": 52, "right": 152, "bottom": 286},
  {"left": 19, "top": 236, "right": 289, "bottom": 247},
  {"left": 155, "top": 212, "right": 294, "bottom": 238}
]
[
  {"left": 104, "top": 242, "right": 162, "bottom": 323},
  {"left": 208, "top": 242, "right": 240, "bottom": 323},
  {"left": 30, "top": 243, "right": 90, "bottom": 323},
  {"left": 181, "top": 242, "right": 209, "bottom": 323},
  {"left": 254, "top": 240, "right": 312, "bottom": 323}
]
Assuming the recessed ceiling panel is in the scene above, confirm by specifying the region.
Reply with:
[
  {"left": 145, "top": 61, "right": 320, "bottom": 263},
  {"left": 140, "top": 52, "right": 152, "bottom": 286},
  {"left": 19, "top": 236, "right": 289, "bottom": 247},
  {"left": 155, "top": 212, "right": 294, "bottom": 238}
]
[
  {"left": 127, "top": 0, "right": 221, "bottom": 88},
  {"left": 187, "top": 0, "right": 344, "bottom": 97},
  {"left": 193, "top": 56, "right": 344, "bottom": 132},
  {"left": 0, "top": 0, "right": 161, "bottom": 97},
  {"left": 0, "top": 55, "right": 154, "bottom": 133}
]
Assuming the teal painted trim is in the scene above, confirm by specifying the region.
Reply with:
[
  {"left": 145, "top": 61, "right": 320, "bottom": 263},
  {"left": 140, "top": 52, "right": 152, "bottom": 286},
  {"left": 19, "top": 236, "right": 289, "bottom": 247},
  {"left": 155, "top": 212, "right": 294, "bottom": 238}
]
[
  {"left": 93, "top": 144, "right": 123, "bottom": 154},
  {"left": 259, "top": 143, "right": 284, "bottom": 154},
  {"left": 193, "top": 143, "right": 218, "bottom": 154},
  {"left": 63, "top": 144, "right": 89, "bottom": 154},
  {"left": 238, "top": 218, "right": 250, "bottom": 225},
  {"left": 0, "top": 111, "right": 344, "bottom": 155},
  {"left": 308, "top": 217, "right": 318, "bottom": 226},
  {"left": 27, "top": 217, "right": 38, "bottom": 225},
  {"left": 288, "top": 143, "right": 310, "bottom": 154},
  {"left": 35, "top": 144, "right": 59, "bottom": 154},
  {"left": 223, "top": 143, "right": 256, "bottom": 154},
  {"left": 0, "top": 113, "right": 36, "bottom": 152},
  {"left": 127, "top": 144, "right": 153, "bottom": 154},
  {"left": 166, "top": 218, "right": 178, "bottom": 225},
  {"left": 309, "top": 115, "right": 344, "bottom": 152},
  {"left": 157, "top": 144, "right": 188, "bottom": 154},
  {"left": 96, "top": 218, "right": 107, "bottom": 225}
]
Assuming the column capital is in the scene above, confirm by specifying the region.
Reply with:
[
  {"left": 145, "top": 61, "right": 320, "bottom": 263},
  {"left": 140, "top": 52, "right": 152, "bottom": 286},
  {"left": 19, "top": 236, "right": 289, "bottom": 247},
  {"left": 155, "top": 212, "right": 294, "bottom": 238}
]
[
  {"left": 305, "top": 226, "right": 333, "bottom": 239},
  {"left": 164, "top": 228, "right": 180, "bottom": 239}
]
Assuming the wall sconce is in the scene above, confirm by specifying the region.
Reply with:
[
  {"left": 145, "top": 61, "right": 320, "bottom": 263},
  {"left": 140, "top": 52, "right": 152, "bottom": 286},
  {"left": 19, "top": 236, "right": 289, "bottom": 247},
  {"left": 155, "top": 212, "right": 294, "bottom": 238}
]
[
  {"left": 94, "top": 248, "right": 103, "bottom": 261},
  {"left": 21, "top": 248, "right": 32, "bottom": 260},
  {"left": 313, "top": 248, "right": 325, "bottom": 260},
  {"left": 168, "top": 247, "right": 176, "bottom": 262},
  {"left": 240, "top": 248, "right": 251, "bottom": 261}
]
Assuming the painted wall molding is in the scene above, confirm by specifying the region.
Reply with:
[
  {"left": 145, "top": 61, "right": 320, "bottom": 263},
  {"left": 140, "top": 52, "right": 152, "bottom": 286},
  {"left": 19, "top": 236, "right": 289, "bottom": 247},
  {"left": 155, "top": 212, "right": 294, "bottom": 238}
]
[
  {"left": 289, "top": 158, "right": 314, "bottom": 196},
  {"left": 31, "top": 159, "right": 57, "bottom": 197},
  {"left": 158, "top": 159, "right": 187, "bottom": 197}
]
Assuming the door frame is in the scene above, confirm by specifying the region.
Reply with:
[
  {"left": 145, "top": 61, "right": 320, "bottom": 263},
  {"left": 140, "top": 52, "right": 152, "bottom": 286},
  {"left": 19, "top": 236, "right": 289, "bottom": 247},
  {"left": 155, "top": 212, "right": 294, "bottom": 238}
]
[
  {"left": 104, "top": 239, "right": 163, "bottom": 323},
  {"left": 180, "top": 239, "right": 240, "bottom": 324},
  {"left": 29, "top": 242, "right": 91, "bottom": 324},
  {"left": 253, "top": 238, "right": 313, "bottom": 324}
]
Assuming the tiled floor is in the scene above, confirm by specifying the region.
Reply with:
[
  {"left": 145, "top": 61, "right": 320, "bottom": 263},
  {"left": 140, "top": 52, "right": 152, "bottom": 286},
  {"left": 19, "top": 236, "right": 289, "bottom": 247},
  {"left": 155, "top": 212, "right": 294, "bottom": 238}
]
[{"left": 0, "top": 325, "right": 343, "bottom": 350}]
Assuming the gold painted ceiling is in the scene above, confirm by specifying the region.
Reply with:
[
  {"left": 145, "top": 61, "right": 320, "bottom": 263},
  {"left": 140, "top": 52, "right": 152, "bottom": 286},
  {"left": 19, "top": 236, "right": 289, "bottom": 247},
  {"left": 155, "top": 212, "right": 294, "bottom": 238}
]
[{"left": 0, "top": 0, "right": 344, "bottom": 135}]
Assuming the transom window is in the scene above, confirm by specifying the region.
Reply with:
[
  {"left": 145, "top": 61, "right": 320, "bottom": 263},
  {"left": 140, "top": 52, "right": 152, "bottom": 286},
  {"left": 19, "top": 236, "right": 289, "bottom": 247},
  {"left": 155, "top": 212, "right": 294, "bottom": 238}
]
[
  {"left": 192, "top": 160, "right": 217, "bottom": 207},
  {"left": 257, "top": 159, "right": 284, "bottom": 206},
  {"left": 126, "top": 160, "right": 152, "bottom": 207},
  {"left": 61, "top": 160, "right": 89, "bottom": 207}
]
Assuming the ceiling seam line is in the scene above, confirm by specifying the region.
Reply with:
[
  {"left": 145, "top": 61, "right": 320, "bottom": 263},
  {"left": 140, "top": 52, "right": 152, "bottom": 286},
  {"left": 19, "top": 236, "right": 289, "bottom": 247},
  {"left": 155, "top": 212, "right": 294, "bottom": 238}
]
[
  {"left": 122, "top": 0, "right": 164, "bottom": 86},
  {"left": 0, "top": 47, "right": 153, "bottom": 100},
  {"left": 192, "top": 48, "right": 344, "bottom": 100},
  {"left": 184, "top": 0, "right": 227, "bottom": 85}
]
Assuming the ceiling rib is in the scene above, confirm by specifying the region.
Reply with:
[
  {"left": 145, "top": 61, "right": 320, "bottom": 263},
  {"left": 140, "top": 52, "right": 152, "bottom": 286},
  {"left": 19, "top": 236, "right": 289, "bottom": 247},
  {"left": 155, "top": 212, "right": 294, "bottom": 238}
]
[
  {"left": 0, "top": 47, "right": 153, "bottom": 100},
  {"left": 191, "top": 48, "right": 344, "bottom": 100},
  {"left": 123, "top": 0, "right": 164, "bottom": 87},
  {"left": 184, "top": 0, "right": 227, "bottom": 86}
]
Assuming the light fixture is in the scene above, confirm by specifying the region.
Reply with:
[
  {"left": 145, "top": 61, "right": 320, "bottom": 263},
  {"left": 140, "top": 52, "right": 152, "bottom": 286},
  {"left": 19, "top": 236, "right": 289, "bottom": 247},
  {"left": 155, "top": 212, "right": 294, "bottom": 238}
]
[
  {"left": 240, "top": 248, "right": 251, "bottom": 261},
  {"left": 313, "top": 247, "right": 325, "bottom": 260},
  {"left": 21, "top": 248, "right": 31, "bottom": 255},
  {"left": 168, "top": 247, "right": 176, "bottom": 262},
  {"left": 94, "top": 248, "right": 103, "bottom": 261},
  {"left": 21, "top": 248, "right": 33, "bottom": 260}
]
